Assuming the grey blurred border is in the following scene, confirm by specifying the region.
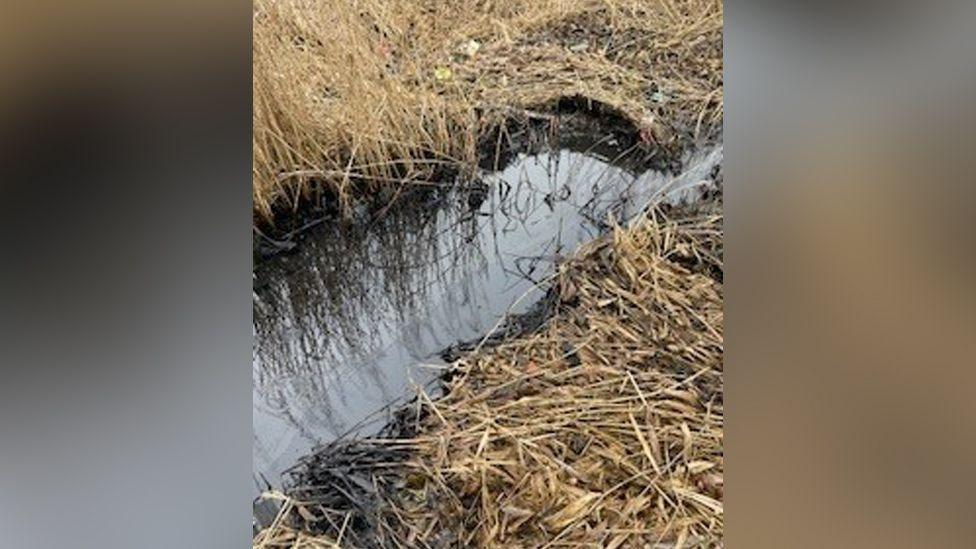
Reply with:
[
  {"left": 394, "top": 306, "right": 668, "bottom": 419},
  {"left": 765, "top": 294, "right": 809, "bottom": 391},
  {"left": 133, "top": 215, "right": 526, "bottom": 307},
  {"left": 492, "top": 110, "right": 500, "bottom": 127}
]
[
  {"left": 3, "top": 0, "right": 976, "bottom": 547},
  {"left": 727, "top": 0, "right": 976, "bottom": 546},
  {"left": 0, "top": 1, "right": 251, "bottom": 548}
]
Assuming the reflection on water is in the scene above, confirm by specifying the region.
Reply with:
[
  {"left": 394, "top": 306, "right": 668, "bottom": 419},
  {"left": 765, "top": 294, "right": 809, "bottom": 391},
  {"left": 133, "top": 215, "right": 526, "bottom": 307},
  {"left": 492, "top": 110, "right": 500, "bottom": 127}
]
[{"left": 253, "top": 135, "right": 723, "bottom": 493}]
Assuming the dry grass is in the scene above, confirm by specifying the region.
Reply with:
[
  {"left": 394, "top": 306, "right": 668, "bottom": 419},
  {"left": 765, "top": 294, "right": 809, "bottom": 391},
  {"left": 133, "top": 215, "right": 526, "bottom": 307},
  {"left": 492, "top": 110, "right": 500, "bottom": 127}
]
[
  {"left": 253, "top": 0, "right": 723, "bottom": 222},
  {"left": 253, "top": 492, "right": 344, "bottom": 549},
  {"left": 392, "top": 204, "right": 723, "bottom": 547},
  {"left": 253, "top": 1, "right": 724, "bottom": 543},
  {"left": 256, "top": 199, "right": 724, "bottom": 547}
]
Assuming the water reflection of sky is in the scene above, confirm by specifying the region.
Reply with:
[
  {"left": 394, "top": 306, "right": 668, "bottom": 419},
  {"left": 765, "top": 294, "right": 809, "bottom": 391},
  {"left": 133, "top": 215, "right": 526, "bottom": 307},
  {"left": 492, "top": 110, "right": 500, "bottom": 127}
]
[{"left": 252, "top": 139, "right": 723, "bottom": 492}]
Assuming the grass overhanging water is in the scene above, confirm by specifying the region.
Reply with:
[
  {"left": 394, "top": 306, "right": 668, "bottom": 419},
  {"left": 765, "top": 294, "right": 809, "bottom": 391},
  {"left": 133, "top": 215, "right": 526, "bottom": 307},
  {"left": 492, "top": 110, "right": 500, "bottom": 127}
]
[
  {"left": 254, "top": 0, "right": 722, "bottom": 223},
  {"left": 256, "top": 195, "right": 724, "bottom": 547},
  {"left": 253, "top": 0, "right": 724, "bottom": 545}
]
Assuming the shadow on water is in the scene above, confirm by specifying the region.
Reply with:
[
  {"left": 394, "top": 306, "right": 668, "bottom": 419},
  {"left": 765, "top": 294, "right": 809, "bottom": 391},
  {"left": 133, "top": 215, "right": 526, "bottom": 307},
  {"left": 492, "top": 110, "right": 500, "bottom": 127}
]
[{"left": 252, "top": 120, "right": 723, "bottom": 500}]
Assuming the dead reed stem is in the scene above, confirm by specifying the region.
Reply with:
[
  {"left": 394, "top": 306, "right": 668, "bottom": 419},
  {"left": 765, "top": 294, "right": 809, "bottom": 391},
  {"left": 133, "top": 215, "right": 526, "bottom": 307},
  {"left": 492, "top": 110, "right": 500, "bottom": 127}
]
[
  {"left": 262, "top": 198, "right": 724, "bottom": 548},
  {"left": 392, "top": 203, "right": 723, "bottom": 547},
  {"left": 253, "top": 0, "right": 723, "bottom": 222}
]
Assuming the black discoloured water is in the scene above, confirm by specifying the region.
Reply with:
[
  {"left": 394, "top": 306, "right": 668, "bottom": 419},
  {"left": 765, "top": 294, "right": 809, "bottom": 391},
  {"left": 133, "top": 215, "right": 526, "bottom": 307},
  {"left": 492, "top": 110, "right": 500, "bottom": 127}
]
[{"left": 252, "top": 129, "right": 722, "bottom": 500}]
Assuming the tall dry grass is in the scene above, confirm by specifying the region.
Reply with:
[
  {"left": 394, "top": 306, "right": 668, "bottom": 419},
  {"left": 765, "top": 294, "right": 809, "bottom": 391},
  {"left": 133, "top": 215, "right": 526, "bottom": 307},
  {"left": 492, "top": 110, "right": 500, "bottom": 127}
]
[{"left": 253, "top": 0, "right": 723, "bottom": 222}]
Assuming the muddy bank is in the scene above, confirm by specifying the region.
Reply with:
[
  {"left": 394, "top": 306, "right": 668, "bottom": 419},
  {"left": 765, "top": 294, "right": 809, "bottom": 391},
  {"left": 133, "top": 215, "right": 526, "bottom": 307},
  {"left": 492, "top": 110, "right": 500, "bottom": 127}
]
[
  {"left": 253, "top": 0, "right": 723, "bottom": 222},
  {"left": 252, "top": 123, "right": 723, "bottom": 536},
  {"left": 253, "top": 116, "right": 722, "bottom": 504},
  {"left": 254, "top": 109, "right": 703, "bottom": 254},
  {"left": 259, "top": 191, "right": 724, "bottom": 547}
]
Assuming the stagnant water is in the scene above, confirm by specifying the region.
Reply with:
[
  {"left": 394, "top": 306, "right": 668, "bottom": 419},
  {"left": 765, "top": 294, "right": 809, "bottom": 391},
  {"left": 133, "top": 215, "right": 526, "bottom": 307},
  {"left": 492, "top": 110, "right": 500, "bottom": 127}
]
[{"left": 253, "top": 134, "right": 722, "bottom": 497}]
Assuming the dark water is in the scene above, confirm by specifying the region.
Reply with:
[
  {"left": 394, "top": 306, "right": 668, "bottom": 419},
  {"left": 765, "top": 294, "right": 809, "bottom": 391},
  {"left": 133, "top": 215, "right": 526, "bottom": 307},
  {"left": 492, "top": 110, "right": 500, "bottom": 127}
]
[{"left": 252, "top": 135, "right": 722, "bottom": 496}]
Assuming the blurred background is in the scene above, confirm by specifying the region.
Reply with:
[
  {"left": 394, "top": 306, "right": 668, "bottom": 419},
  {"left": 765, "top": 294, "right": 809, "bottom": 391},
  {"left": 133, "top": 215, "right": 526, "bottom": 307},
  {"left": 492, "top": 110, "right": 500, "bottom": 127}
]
[
  {"left": 727, "top": 0, "right": 976, "bottom": 546},
  {"left": 0, "top": 0, "right": 974, "bottom": 546},
  {"left": 0, "top": 1, "right": 252, "bottom": 548}
]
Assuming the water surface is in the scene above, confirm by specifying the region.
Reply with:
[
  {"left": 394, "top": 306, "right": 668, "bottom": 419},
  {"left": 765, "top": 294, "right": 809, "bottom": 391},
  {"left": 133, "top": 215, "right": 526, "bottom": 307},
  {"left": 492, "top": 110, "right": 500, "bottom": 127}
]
[{"left": 253, "top": 135, "right": 722, "bottom": 494}]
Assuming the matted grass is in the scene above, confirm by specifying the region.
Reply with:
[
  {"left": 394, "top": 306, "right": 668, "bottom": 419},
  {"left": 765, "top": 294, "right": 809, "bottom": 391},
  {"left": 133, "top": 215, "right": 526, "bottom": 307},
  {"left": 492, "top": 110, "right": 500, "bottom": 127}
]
[
  {"left": 253, "top": 1, "right": 724, "bottom": 544},
  {"left": 256, "top": 197, "right": 724, "bottom": 547},
  {"left": 253, "top": 0, "right": 723, "bottom": 222},
  {"left": 253, "top": 492, "right": 343, "bottom": 549}
]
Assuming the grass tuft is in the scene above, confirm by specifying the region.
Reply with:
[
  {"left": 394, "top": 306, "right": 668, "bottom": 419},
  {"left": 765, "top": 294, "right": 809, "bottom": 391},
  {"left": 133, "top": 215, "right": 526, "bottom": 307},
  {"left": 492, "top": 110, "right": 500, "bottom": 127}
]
[{"left": 253, "top": 0, "right": 723, "bottom": 223}]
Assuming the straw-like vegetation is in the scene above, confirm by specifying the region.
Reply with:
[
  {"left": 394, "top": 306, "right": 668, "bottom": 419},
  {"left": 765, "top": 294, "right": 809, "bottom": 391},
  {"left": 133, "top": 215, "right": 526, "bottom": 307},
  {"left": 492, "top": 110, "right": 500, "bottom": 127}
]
[
  {"left": 253, "top": 492, "right": 342, "bottom": 549},
  {"left": 254, "top": 0, "right": 724, "bottom": 544},
  {"left": 255, "top": 196, "right": 724, "bottom": 547},
  {"left": 253, "top": 0, "right": 723, "bottom": 222},
  {"left": 394, "top": 204, "right": 723, "bottom": 547}
]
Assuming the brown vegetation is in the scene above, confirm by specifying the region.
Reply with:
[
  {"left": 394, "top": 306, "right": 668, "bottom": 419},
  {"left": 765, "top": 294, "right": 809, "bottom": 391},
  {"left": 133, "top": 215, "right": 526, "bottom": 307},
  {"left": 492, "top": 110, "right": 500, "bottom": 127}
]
[
  {"left": 253, "top": 0, "right": 723, "bottom": 222},
  {"left": 255, "top": 199, "right": 724, "bottom": 547},
  {"left": 253, "top": 0, "right": 724, "bottom": 544}
]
